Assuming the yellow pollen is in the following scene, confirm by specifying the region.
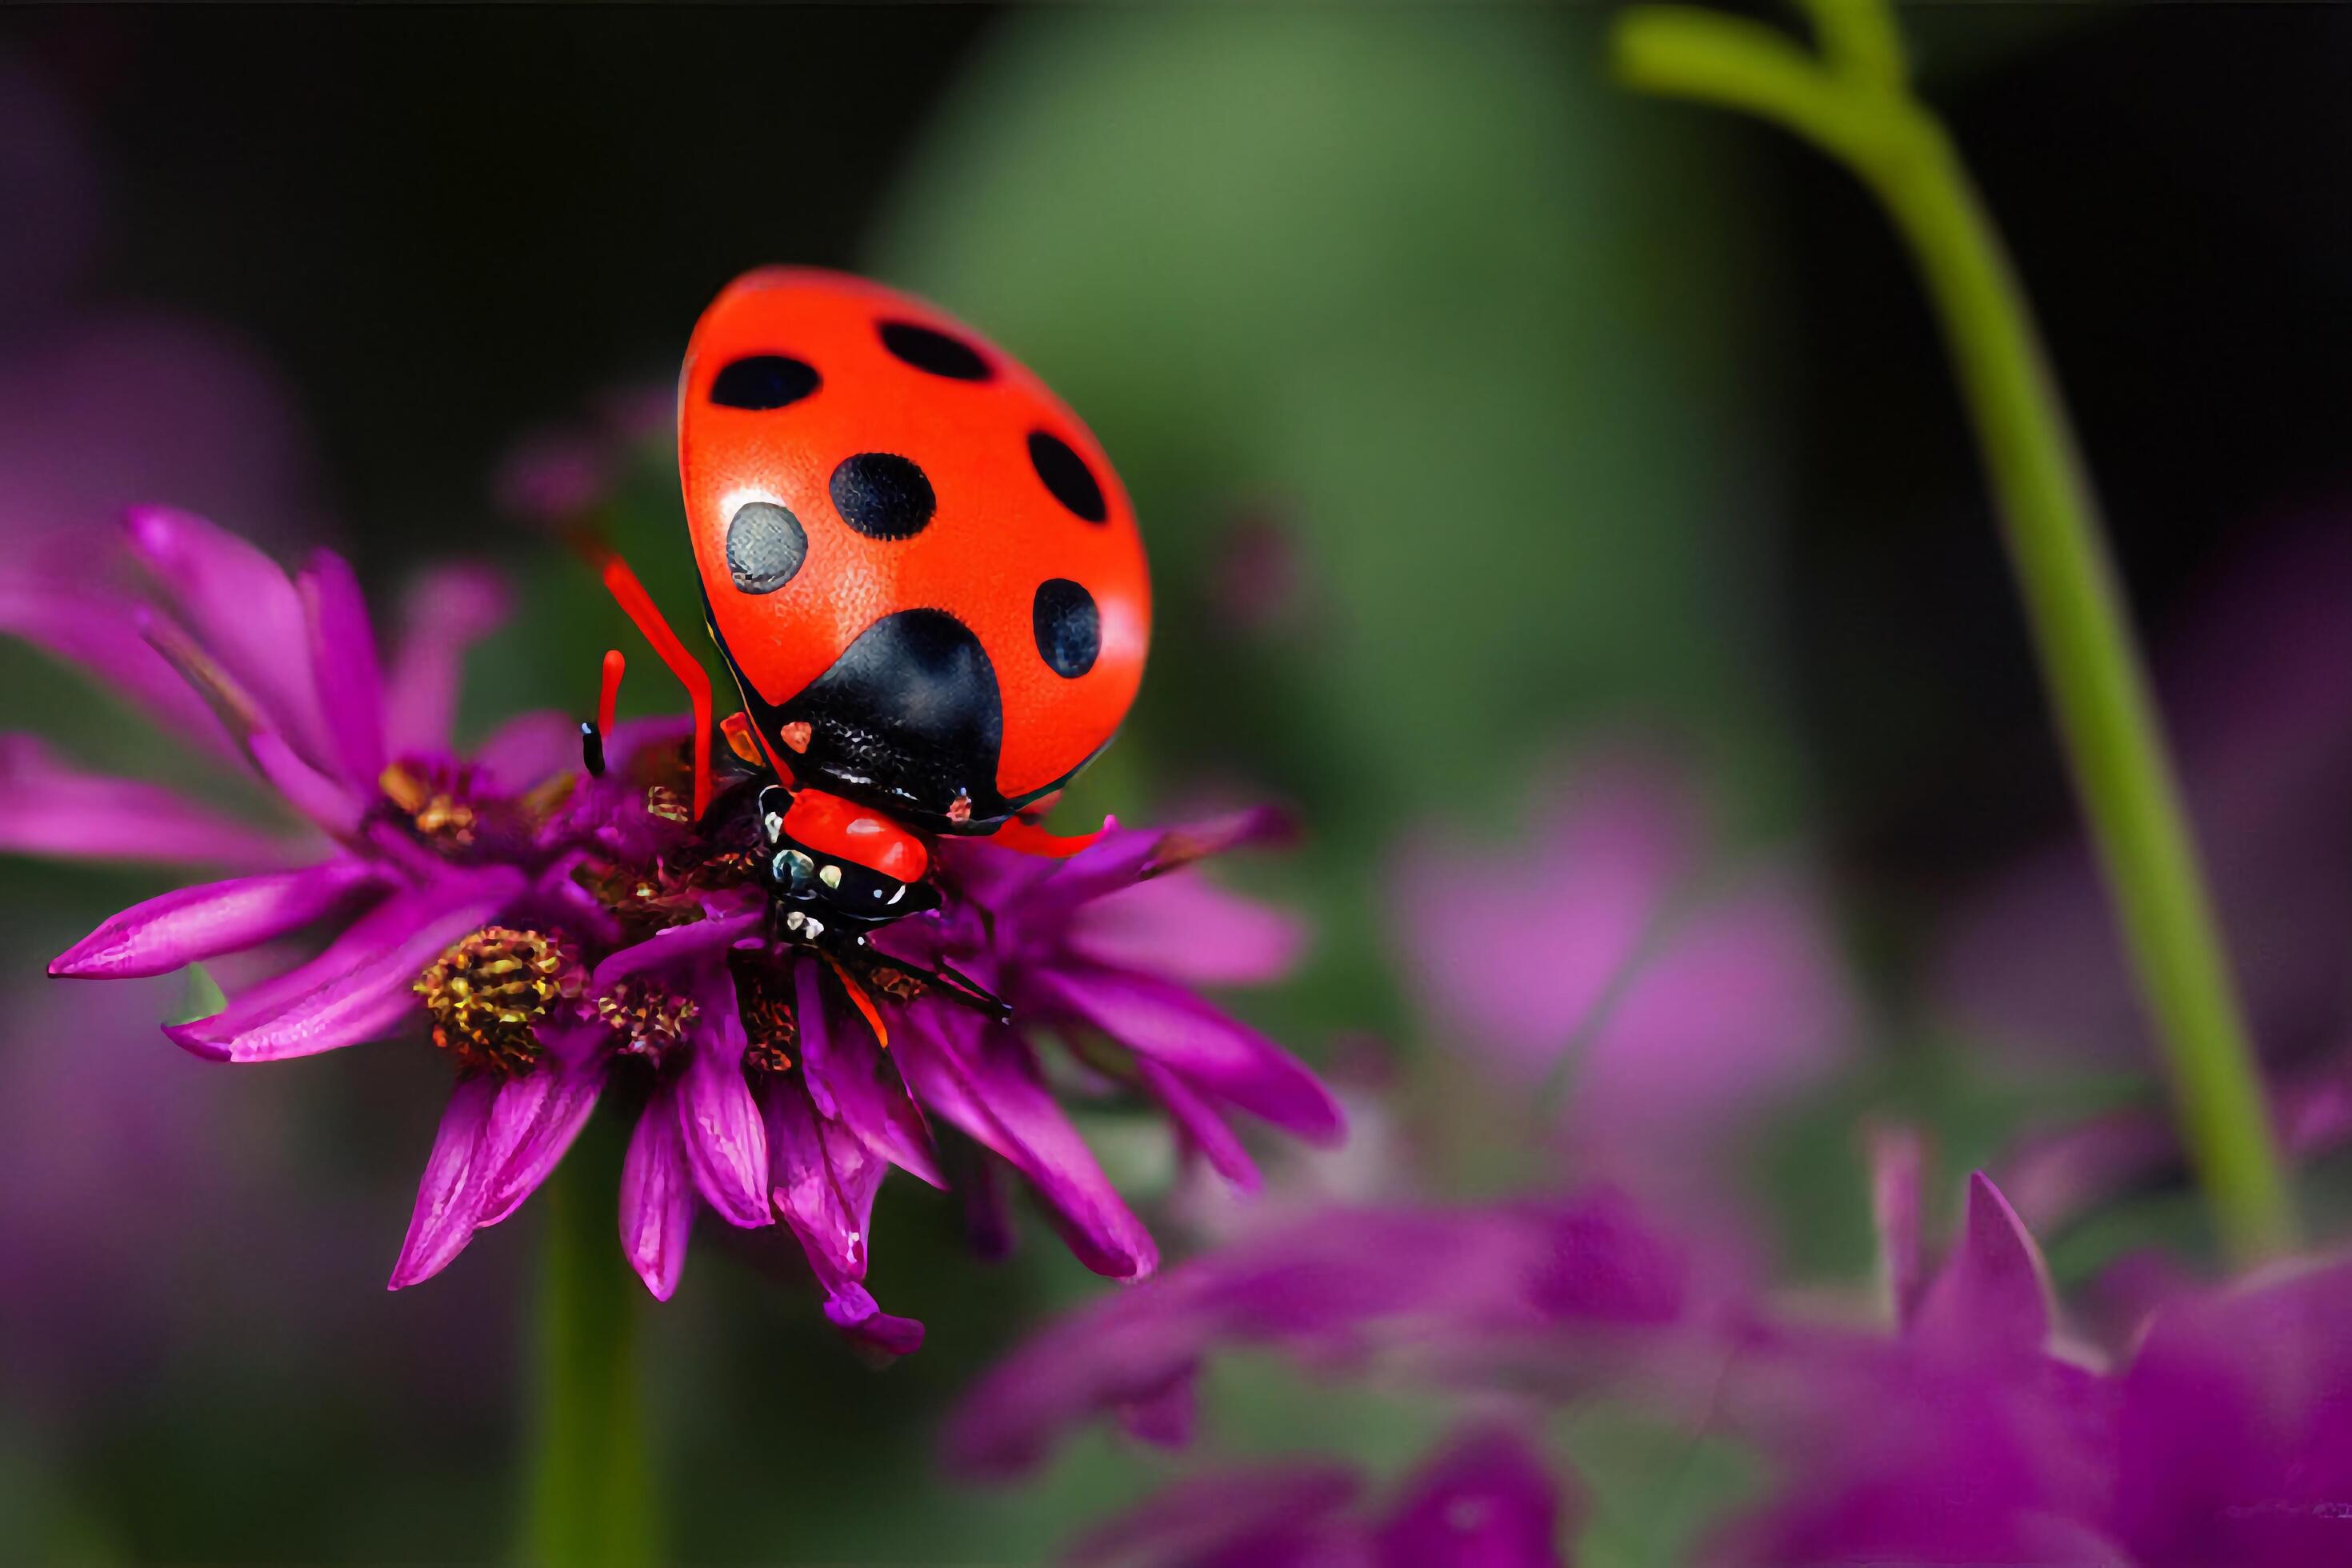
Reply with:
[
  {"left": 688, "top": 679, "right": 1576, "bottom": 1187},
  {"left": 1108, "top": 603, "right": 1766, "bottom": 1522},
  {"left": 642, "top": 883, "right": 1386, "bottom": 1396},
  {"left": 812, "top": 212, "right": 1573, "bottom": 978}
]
[
  {"left": 594, "top": 981, "right": 700, "bottom": 1059},
  {"left": 415, "top": 926, "right": 581, "bottom": 1074}
]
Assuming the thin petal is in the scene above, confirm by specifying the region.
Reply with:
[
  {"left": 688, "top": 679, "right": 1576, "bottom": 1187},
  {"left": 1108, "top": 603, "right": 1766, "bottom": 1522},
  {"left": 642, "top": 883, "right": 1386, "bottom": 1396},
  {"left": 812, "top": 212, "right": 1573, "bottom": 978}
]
[
  {"left": 469, "top": 709, "right": 578, "bottom": 796},
  {"left": 477, "top": 1039, "right": 606, "bottom": 1226},
  {"left": 0, "top": 574, "right": 236, "bottom": 759},
  {"left": 387, "top": 1073, "right": 500, "bottom": 1290},
  {"left": 297, "top": 549, "right": 387, "bottom": 789},
  {"left": 1032, "top": 965, "right": 1345, "bottom": 1143},
  {"left": 619, "top": 1087, "right": 697, "bottom": 1300},
  {"left": 675, "top": 1008, "right": 771, "bottom": 1229},
  {"left": 1066, "top": 870, "right": 1307, "bottom": 987},
  {"left": 382, "top": 564, "right": 509, "bottom": 755},
  {"left": 762, "top": 1077, "right": 891, "bottom": 1293},
  {"left": 0, "top": 734, "right": 299, "bottom": 868},
  {"left": 247, "top": 728, "right": 362, "bottom": 835},
  {"left": 793, "top": 957, "right": 945, "bottom": 1186},
  {"left": 590, "top": 911, "right": 762, "bottom": 989},
  {"left": 1136, "top": 1057, "right": 1259, "bottom": 1194},
  {"left": 166, "top": 870, "right": 522, "bottom": 1062},
  {"left": 821, "top": 1283, "right": 925, "bottom": 1358},
  {"left": 1913, "top": 1173, "right": 2054, "bottom": 1357},
  {"left": 1376, "top": 1423, "right": 1571, "bottom": 1568},
  {"left": 123, "top": 506, "right": 333, "bottom": 766},
  {"left": 897, "top": 1009, "right": 1156, "bottom": 1280},
  {"left": 50, "top": 857, "right": 379, "bottom": 978}
]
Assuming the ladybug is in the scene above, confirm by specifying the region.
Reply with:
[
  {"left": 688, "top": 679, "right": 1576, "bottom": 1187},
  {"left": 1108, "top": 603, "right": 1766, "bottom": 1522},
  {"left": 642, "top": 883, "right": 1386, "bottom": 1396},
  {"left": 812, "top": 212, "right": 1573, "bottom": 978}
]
[{"left": 585, "top": 269, "right": 1149, "bottom": 1011}]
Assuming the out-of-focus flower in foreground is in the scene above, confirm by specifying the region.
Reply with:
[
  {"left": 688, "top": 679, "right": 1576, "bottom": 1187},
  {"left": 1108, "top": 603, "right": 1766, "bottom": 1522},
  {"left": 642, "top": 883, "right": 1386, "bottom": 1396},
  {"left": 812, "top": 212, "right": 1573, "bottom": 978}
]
[
  {"left": 5, "top": 510, "right": 1338, "bottom": 1346},
  {"left": 954, "top": 1130, "right": 2352, "bottom": 1566}
]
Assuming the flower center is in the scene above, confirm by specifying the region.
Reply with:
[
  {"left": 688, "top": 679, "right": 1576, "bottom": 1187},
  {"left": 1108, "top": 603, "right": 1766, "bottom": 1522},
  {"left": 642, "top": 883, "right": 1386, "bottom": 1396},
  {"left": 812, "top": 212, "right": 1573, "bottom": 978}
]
[
  {"left": 415, "top": 926, "right": 581, "bottom": 1074},
  {"left": 381, "top": 761, "right": 481, "bottom": 850},
  {"left": 594, "top": 981, "right": 701, "bottom": 1062},
  {"left": 730, "top": 954, "right": 798, "bottom": 1074}
]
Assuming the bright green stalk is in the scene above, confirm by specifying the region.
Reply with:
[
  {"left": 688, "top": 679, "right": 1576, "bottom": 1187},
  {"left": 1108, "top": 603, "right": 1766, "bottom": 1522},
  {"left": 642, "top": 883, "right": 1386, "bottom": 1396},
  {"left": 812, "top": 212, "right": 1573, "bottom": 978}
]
[
  {"left": 1611, "top": 0, "right": 2294, "bottom": 1258},
  {"left": 521, "top": 1118, "right": 656, "bottom": 1566}
]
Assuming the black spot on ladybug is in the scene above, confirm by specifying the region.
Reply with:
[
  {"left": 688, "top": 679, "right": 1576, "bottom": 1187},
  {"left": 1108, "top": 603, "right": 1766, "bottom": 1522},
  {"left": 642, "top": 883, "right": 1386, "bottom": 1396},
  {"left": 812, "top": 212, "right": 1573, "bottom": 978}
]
[
  {"left": 1028, "top": 431, "right": 1107, "bottom": 524},
  {"left": 726, "top": 502, "right": 806, "bottom": 594},
  {"left": 878, "top": 320, "right": 992, "bottom": 382},
  {"left": 830, "top": 453, "right": 936, "bottom": 541},
  {"left": 710, "top": 354, "right": 820, "bottom": 410},
  {"left": 1032, "top": 579, "right": 1100, "bottom": 678}
]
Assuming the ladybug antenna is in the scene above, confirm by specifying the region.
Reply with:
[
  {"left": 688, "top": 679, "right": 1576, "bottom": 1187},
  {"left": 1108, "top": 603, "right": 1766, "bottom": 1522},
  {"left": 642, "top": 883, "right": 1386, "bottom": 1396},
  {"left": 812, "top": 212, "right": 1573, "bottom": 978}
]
[{"left": 598, "top": 554, "right": 713, "bottom": 818}]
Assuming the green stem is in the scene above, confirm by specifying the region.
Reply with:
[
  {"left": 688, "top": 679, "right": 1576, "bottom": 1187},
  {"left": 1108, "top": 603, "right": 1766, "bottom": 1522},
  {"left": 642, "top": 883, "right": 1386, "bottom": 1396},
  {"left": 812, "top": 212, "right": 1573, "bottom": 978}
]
[
  {"left": 1612, "top": 0, "right": 2295, "bottom": 1258},
  {"left": 521, "top": 1116, "right": 656, "bottom": 1566}
]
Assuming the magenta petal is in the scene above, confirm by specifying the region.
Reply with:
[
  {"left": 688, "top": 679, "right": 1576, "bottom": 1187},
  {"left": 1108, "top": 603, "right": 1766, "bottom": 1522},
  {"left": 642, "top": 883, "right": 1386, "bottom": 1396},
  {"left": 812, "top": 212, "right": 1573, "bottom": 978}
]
[
  {"left": 476, "top": 1042, "right": 605, "bottom": 1226},
  {"left": 123, "top": 506, "right": 333, "bottom": 766},
  {"left": 676, "top": 1014, "right": 770, "bottom": 1229},
  {"left": 790, "top": 958, "right": 943, "bottom": 1186},
  {"left": 0, "top": 574, "right": 237, "bottom": 760},
  {"left": 166, "top": 870, "right": 523, "bottom": 1062},
  {"left": 247, "top": 729, "right": 362, "bottom": 835},
  {"left": 0, "top": 734, "right": 298, "bottom": 868},
  {"left": 387, "top": 1074, "right": 500, "bottom": 1290},
  {"left": 1066, "top": 870, "right": 1307, "bottom": 987},
  {"left": 1377, "top": 1423, "right": 1571, "bottom": 1568},
  {"left": 763, "top": 1078, "right": 890, "bottom": 1291},
  {"left": 898, "top": 1010, "right": 1157, "bottom": 1280},
  {"left": 590, "top": 912, "right": 762, "bottom": 988},
  {"left": 51, "top": 857, "right": 378, "bottom": 978},
  {"left": 297, "top": 549, "right": 387, "bottom": 790},
  {"left": 1136, "top": 1057, "right": 1260, "bottom": 1194},
  {"left": 619, "top": 1086, "right": 698, "bottom": 1300},
  {"left": 382, "top": 564, "right": 509, "bottom": 755},
  {"left": 1913, "top": 1173, "right": 2053, "bottom": 1357},
  {"left": 1032, "top": 965, "right": 1345, "bottom": 1143},
  {"left": 822, "top": 1283, "right": 926, "bottom": 1357},
  {"left": 470, "top": 709, "right": 578, "bottom": 797}
]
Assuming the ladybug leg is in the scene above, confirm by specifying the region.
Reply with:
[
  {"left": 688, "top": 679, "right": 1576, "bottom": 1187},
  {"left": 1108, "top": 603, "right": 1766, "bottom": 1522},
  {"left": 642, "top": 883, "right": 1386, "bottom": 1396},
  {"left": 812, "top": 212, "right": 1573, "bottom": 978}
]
[
  {"left": 579, "top": 647, "right": 626, "bottom": 778},
  {"left": 598, "top": 554, "right": 714, "bottom": 818},
  {"left": 843, "top": 937, "right": 1013, "bottom": 1026}
]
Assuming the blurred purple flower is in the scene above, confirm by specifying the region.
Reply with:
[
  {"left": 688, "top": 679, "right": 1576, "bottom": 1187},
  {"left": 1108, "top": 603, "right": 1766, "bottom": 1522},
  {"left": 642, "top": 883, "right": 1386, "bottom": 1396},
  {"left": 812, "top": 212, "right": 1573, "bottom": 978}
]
[
  {"left": 945, "top": 1188, "right": 1690, "bottom": 1478},
  {"left": 958, "top": 1121, "right": 2352, "bottom": 1567},
  {"left": 490, "top": 383, "right": 670, "bottom": 528},
  {"left": 1394, "top": 753, "right": 1854, "bottom": 1223}
]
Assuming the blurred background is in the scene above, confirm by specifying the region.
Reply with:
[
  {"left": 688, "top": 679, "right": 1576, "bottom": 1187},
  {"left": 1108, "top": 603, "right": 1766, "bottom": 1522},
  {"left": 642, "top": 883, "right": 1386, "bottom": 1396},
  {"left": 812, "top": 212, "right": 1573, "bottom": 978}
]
[{"left": 5, "top": 5, "right": 2352, "bottom": 1561}]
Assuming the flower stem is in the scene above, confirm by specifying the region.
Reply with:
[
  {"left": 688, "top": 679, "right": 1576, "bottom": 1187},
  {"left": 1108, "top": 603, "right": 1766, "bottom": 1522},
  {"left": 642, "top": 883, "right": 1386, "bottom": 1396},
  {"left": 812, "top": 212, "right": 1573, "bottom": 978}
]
[
  {"left": 1611, "top": 0, "right": 2295, "bottom": 1258},
  {"left": 521, "top": 1116, "right": 656, "bottom": 1565}
]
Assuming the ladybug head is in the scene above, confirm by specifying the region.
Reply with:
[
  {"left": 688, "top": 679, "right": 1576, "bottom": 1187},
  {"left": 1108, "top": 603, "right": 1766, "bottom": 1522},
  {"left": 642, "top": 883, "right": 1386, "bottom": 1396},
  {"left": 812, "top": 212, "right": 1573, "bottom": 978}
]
[{"left": 758, "top": 785, "right": 940, "bottom": 938}]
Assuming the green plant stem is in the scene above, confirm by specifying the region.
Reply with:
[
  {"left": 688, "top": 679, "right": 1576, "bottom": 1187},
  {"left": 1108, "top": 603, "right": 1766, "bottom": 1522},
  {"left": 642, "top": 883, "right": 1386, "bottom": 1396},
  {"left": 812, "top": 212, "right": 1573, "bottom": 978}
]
[
  {"left": 1612, "top": 0, "right": 2295, "bottom": 1259},
  {"left": 522, "top": 1118, "right": 655, "bottom": 1566}
]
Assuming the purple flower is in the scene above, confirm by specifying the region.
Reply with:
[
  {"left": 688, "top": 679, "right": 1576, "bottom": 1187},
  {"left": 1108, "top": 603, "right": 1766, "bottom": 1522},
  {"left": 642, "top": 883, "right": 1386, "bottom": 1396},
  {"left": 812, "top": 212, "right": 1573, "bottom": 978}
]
[
  {"left": 945, "top": 1188, "right": 1691, "bottom": 1478},
  {"left": 5, "top": 506, "right": 645, "bottom": 1289},
  {"left": 1394, "top": 752, "right": 1854, "bottom": 1226},
  {"left": 956, "top": 1117, "right": 2352, "bottom": 1567},
  {"left": 572, "top": 804, "right": 1342, "bottom": 1346},
  {"left": 9, "top": 508, "right": 1342, "bottom": 1343}
]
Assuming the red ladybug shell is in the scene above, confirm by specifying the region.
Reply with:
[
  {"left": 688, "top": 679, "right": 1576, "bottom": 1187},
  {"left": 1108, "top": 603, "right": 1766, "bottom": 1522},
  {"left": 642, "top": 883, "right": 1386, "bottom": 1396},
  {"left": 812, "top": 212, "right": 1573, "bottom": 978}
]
[{"left": 678, "top": 268, "right": 1149, "bottom": 834}]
